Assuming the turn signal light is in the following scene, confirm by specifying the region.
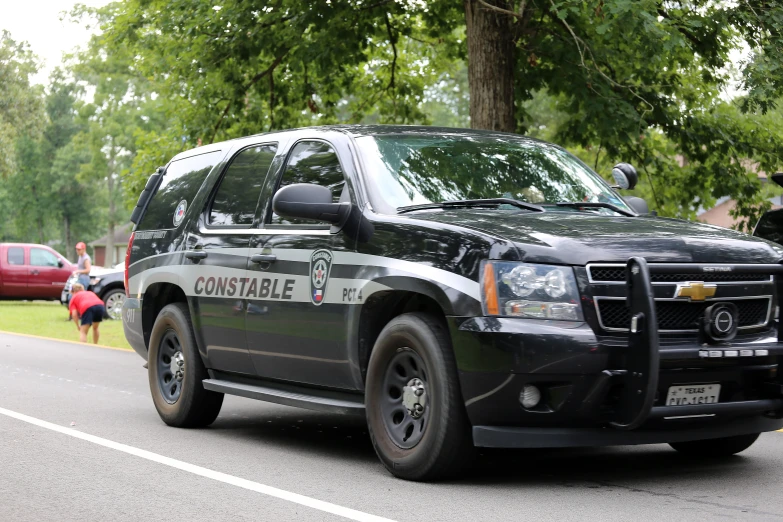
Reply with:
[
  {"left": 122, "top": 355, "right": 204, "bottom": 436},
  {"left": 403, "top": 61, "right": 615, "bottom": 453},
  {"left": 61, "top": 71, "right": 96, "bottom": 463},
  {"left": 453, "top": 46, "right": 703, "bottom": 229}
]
[{"left": 482, "top": 264, "right": 499, "bottom": 315}]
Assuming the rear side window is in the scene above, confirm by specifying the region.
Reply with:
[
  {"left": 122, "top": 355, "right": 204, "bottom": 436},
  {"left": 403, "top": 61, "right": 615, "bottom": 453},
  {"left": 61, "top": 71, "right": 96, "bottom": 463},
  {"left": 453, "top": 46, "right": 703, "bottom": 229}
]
[
  {"left": 30, "top": 248, "right": 59, "bottom": 267},
  {"left": 270, "top": 141, "right": 346, "bottom": 225},
  {"left": 755, "top": 209, "right": 783, "bottom": 246},
  {"left": 7, "top": 247, "right": 24, "bottom": 265},
  {"left": 209, "top": 144, "right": 277, "bottom": 226},
  {"left": 138, "top": 151, "right": 222, "bottom": 230}
]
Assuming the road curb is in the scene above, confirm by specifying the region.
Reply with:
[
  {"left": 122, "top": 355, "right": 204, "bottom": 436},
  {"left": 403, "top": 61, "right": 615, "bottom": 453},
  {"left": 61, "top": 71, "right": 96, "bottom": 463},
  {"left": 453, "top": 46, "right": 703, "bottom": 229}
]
[{"left": 0, "top": 329, "right": 132, "bottom": 352}]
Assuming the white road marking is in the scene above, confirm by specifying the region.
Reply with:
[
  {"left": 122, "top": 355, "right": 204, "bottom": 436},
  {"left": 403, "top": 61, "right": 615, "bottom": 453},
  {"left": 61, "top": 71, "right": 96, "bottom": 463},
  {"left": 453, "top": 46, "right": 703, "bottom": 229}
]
[{"left": 0, "top": 406, "right": 396, "bottom": 522}]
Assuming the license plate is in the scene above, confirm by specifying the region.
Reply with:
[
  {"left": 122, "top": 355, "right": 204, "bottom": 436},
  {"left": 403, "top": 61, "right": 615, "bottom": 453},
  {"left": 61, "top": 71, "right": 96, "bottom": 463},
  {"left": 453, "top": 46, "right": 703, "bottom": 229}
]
[{"left": 666, "top": 384, "right": 720, "bottom": 406}]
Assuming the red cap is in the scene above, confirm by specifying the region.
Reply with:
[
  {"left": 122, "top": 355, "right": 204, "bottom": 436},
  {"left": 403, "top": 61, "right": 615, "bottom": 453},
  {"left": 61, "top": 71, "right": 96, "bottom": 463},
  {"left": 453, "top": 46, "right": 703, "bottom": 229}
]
[{"left": 76, "top": 242, "right": 86, "bottom": 249}]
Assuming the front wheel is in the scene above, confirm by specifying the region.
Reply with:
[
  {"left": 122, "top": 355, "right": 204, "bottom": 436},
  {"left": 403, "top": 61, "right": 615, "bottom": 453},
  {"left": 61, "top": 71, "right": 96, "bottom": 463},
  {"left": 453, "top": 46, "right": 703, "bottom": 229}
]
[
  {"left": 102, "top": 288, "right": 126, "bottom": 320},
  {"left": 148, "top": 303, "right": 223, "bottom": 427},
  {"left": 365, "top": 313, "right": 474, "bottom": 481},
  {"left": 669, "top": 433, "right": 760, "bottom": 457}
]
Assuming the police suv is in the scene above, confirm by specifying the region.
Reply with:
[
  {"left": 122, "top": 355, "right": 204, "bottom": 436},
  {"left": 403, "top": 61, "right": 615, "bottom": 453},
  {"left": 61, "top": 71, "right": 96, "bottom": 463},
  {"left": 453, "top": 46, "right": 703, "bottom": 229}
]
[{"left": 123, "top": 125, "right": 783, "bottom": 480}]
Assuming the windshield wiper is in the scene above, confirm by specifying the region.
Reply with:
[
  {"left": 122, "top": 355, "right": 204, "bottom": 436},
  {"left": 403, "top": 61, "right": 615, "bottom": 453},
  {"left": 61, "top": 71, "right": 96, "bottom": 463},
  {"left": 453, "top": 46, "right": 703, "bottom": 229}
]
[
  {"left": 555, "top": 201, "right": 636, "bottom": 217},
  {"left": 397, "top": 198, "right": 545, "bottom": 214}
]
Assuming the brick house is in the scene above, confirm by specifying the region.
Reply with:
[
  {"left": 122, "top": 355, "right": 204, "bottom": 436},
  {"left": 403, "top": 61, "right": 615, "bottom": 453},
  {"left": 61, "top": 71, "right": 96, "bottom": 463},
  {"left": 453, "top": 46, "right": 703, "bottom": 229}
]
[
  {"left": 89, "top": 223, "right": 133, "bottom": 267},
  {"left": 697, "top": 173, "right": 783, "bottom": 230}
]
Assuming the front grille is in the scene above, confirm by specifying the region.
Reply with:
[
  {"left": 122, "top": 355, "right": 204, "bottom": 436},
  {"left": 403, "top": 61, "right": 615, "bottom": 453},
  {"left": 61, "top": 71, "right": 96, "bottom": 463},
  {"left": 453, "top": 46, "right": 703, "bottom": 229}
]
[
  {"left": 588, "top": 265, "right": 771, "bottom": 283},
  {"left": 596, "top": 298, "right": 771, "bottom": 331}
]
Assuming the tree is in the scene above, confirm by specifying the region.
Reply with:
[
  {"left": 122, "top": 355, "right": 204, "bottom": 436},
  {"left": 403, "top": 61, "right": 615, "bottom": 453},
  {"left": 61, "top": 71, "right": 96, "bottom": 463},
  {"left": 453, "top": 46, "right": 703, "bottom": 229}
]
[
  {"left": 0, "top": 70, "right": 100, "bottom": 256},
  {"left": 84, "top": 0, "right": 459, "bottom": 202},
  {"left": 450, "top": 1, "right": 783, "bottom": 227},
  {"left": 85, "top": 0, "right": 783, "bottom": 227},
  {"left": 69, "top": 8, "right": 173, "bottom": 264},
  {"left": 0, "top": 31, "right": 46, "bottom": 178}
]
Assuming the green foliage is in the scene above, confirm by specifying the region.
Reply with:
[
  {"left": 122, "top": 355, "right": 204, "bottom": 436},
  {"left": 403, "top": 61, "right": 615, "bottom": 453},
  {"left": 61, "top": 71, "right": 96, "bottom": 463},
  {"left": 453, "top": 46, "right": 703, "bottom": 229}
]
[
  {"left": 0, "top": 71, "right": 103, "bottom": 257},
  {"left": 0, "top": 31, "right": 46, "bottom": 178},
  {"left": 82, "top": 0, "right": 464, "bottom": 202},
  {"left": 4, "top": 0, "right": 781, "bottom": 238},
  {"left": 447, "top": 0, "right": 783, "bottom": 229}
]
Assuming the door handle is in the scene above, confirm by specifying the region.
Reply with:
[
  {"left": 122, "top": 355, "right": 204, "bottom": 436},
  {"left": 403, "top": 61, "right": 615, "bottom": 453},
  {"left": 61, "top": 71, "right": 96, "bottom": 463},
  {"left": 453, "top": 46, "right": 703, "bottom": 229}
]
[
  {"left": 185, "top": 251, "right": 208, "bottom": 261},
  {"left": 250, "top": 254, "right": 277, "bottom": 264},
  {"left": 30, "top": 270, "right": 39, "bottom": 275}
]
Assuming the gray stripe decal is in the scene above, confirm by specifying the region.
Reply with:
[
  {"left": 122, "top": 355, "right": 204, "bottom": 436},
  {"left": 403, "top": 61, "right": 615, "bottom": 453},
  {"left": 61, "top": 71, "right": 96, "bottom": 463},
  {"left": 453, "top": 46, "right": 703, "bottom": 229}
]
[
  {"left": 128, "top": 265, "right": 391, "bottom": 304},
  {"left": 266, "top": 248, "right": 480, "bottom": 301},
  {"left": 129, "top": 248, "right": 481, "bottom": 302}
]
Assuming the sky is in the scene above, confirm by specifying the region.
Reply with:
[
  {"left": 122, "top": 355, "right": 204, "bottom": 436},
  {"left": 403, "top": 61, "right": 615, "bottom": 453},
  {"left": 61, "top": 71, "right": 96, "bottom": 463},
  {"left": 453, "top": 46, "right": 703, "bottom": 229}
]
[{"left": 1, "top": 0, "right": 110, "bottom": 85}]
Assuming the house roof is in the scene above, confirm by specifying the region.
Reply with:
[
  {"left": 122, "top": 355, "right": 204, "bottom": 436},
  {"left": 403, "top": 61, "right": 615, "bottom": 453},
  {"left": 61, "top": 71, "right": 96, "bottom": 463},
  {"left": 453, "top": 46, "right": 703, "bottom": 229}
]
[
  {"left": 698, "top": 199, "right": 782, "bottom": 229},
  {"left": 88, "top": 223, "right": 133, "bottom": 248}
]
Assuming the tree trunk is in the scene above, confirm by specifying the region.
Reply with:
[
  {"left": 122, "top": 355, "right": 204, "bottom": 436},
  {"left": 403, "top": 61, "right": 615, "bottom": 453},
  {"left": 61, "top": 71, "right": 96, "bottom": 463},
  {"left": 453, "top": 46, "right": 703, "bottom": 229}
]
[
  {"left": 64, "top": 215, "right": 72, "bottom": 262},
  {"left": 464, "top": 0, "right": 516, "bottom": 132},
  {"left": 106, "top": 151, "right": 116, "bottom": 267},
  {"left": 30, "top": 184, "right": 46, "bottom": 244}
]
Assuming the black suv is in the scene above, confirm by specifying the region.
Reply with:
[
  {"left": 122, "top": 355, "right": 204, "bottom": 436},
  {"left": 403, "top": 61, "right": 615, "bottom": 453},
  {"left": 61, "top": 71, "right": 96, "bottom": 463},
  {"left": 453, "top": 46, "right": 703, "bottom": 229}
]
[{"left": 123, "top": 125, "right": 783, "bottom": 480}]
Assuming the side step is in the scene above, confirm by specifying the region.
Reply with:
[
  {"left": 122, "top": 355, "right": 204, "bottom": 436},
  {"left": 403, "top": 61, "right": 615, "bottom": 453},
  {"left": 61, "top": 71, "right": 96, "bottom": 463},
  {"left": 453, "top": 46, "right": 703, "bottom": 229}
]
[{"left": 202, "top": 377, "right": 365, "bottom": 416}]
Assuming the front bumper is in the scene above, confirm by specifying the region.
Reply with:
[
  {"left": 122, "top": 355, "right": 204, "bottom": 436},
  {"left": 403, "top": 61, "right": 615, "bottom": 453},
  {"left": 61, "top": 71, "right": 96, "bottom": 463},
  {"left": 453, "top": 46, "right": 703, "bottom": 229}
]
[
  {"left": 473, "top": 415, "right": 783, "bottom": 448},
  {"left": 451, "top": 258, "right": 783, "bottom": 446}
]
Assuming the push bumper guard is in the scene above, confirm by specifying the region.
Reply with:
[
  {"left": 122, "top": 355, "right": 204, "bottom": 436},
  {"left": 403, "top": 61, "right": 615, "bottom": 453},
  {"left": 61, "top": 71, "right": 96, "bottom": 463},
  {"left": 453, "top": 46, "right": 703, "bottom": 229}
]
[
  {"left": 472, "top": 258, "right": 783, "bottom": 448},
  {"left": 609, "top": 257, "right": 783, "bottom": 430}
]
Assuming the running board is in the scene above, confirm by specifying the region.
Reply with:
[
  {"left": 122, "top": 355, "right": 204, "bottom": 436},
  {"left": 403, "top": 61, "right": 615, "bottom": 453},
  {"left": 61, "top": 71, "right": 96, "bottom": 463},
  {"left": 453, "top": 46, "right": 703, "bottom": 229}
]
[{"left": 202, "top": 377, "right": 365, "bottom": 416}]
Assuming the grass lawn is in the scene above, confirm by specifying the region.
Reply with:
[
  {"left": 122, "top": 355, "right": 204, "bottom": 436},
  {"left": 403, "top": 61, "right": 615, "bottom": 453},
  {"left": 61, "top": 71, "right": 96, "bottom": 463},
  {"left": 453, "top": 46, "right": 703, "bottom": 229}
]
[{"left": 0, "top": 301, "right": 131, "bottom": 350}]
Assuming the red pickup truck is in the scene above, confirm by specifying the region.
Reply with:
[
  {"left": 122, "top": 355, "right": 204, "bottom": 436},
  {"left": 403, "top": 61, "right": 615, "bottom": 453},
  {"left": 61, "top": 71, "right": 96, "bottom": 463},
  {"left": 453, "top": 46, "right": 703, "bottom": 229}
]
[{"left": 0, "top": 243, "right": 74, "bottom": 300}]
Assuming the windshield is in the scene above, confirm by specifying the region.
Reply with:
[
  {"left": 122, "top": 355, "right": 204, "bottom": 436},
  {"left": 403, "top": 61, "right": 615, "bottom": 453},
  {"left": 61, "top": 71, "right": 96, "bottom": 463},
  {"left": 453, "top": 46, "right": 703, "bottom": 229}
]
[{"left": 355, "top": 134, "right": 632, "bottom": 215}]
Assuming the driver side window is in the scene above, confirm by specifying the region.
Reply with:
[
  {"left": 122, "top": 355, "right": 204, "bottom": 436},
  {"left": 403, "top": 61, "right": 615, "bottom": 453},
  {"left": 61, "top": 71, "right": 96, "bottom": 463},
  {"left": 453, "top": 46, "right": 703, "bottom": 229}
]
[{"left": 269, "top": 141, "right": 346, "bottom": 226}]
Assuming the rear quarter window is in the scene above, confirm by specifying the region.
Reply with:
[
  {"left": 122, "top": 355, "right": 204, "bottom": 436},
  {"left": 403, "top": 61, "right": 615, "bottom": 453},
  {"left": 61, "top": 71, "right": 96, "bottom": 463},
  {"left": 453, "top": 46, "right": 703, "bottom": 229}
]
[
  {"left": 137, "top": 151, "right": 222, "bottom": 231},
  {"left": 7, "top": 247, "right": 24, "bottom": 265}
]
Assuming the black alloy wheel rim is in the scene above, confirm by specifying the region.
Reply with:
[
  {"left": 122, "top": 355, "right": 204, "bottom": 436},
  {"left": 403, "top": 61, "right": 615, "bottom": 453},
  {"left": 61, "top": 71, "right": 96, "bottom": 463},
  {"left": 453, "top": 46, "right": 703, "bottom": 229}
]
[
  {"left": 380, "top": 348, "right": 430, "bottom": 449},
  {"left": 157, "top": 330, "right": 185, "bottom": 404}
]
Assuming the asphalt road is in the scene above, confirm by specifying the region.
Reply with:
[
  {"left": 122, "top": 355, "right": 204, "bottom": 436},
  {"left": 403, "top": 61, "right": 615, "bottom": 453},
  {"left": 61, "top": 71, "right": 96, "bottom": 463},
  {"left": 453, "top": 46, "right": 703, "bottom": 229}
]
[{"left": 2, "top": 332, "right": 783, "bottom": 522}]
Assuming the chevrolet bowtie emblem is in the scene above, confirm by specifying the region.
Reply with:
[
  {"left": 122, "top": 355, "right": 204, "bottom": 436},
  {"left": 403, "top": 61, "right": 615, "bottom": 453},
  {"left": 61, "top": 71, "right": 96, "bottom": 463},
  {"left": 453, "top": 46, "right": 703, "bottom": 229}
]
[{"left": 675, "top": 282, "right": 717, "bottom": 301}]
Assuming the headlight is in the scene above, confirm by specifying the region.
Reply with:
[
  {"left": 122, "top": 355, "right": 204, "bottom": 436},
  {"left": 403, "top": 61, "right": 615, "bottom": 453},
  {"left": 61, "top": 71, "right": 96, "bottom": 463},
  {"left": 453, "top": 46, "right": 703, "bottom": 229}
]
[
  {"left": 89, "top": 277, "right": 101, "bottom": 285},
  {"left": 481, "top": 261, "right": 583, "bottom": 321}
]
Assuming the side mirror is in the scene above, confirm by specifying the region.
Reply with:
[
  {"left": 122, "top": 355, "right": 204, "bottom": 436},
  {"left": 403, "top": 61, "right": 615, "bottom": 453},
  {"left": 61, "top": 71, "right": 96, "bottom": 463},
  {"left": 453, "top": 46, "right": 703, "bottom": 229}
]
[
  {"left": 272, "top": 183, "right": 351, "bottom": 225},
  {"left": 624, "top": 196, "right": 649, "bottom": 215},
  {"left": 57, "top": 260, "right": 64, "bottom": 268},
  {"left": 611, "top": 163, "right": 639, "bottom": 190}
]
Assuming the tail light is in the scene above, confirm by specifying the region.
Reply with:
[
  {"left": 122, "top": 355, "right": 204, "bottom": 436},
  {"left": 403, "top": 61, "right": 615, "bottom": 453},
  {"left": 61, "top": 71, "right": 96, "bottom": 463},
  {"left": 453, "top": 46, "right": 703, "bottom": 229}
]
[{"left": 124, "top": 231, "right": 135, "bottom": 295}]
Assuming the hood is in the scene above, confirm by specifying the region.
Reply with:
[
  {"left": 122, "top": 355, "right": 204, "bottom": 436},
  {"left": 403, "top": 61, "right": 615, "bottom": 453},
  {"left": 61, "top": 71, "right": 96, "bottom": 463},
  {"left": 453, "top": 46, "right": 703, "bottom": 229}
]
[
  {"left": 408, "top": 210, "right": 783, "bottom": 265},
  {"left": 89, "top": 263, "right": 124, "bottom": 277}
]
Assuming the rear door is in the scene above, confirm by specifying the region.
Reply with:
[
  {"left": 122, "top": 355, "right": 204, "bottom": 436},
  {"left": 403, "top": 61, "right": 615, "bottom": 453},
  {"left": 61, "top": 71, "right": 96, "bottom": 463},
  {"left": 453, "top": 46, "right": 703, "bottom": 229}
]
[
  {"left": 3, "top": 246, "right": 29, "bottom": 297},
  {"left": 246, "top": 139, "right": 358, "bottom": 389},
  {"left": 186, "top": 143, "right": 279, "bottom": 375},
  {"left": 28, "top": 247, "right": 69, "bottom": 298}
]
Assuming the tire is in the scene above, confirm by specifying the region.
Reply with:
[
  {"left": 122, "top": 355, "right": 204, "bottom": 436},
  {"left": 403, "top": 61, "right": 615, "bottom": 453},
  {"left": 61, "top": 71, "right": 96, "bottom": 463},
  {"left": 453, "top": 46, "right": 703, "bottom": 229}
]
[
  {"left": 148, "top": 302, "right": 223, "bottom": 427},
  {"left": 669, "top": 433, "right": 760, "bottom": 457},
  {"left": 101, "top": 288, "right": 126, "bottom": 320},
  {"left": 365, "top": 312, "right": 474, "bottom": 481}
]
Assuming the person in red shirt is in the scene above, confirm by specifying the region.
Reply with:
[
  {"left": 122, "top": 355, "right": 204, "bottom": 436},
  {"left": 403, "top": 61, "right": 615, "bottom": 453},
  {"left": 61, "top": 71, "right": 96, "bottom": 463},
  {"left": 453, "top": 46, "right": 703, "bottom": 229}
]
[{"left": 69, "top": 283, "right": 106, "bottom": 344}]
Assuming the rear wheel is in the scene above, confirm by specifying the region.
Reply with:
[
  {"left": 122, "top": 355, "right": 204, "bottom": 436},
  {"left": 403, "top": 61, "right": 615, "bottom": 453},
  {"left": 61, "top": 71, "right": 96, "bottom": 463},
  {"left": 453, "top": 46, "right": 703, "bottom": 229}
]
[
  {"left": 148, "top": 303, "right": 223, "bottom": 427},
  {"left": 365, "top": 313, "right": 474, "bottom": 481},
  {"left": 669, "top": 433, "right": 760, "bottom": 457}
]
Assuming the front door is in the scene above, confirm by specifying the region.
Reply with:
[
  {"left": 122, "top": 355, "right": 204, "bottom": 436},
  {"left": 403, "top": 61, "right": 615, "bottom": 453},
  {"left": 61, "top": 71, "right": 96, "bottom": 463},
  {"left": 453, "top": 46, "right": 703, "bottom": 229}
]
[
  {"left": 247, "top": 140, "right": 357, "bottom": 389},
  {"left": 3, "top": 246, "right": 28, "bottom": 297},
  {"left": 28, "top": 247, "right": 69, "bottom": 299},
  {"left": 187, "top": 143, "right": 279, "bottom": 375}
]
